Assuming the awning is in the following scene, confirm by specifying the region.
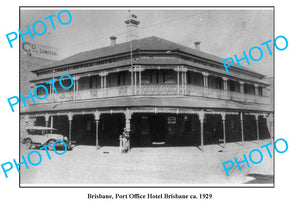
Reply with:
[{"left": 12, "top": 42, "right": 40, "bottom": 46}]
[{"left": 20, "top": 96, "right": 273, "bottom": 114}]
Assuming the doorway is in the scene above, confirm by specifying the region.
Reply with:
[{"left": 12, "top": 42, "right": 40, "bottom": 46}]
[{"left": 149, "top": 115, "right": 166, "bottom": 144}]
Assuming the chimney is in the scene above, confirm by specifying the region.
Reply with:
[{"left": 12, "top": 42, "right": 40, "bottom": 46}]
[
  {"left": 110, "top": 36, "right": 117, "bottom": 46},
  {"left": 194, "top": 41, "right": 201, "bottom": 51},
  {"left": 125, "top": 11, "right": 140, "bottom": 41}
]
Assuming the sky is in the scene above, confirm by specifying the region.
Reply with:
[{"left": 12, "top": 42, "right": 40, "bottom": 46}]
[{"left": 20, "top": 8, "right": 274, "bottom": 77}]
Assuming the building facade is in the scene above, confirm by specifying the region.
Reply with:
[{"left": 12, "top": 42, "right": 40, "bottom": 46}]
[{"left": 20, "top": 13, "right": 274, "bottom": 150}]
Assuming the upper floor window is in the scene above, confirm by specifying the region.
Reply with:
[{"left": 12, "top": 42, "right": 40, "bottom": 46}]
[
  {"left": 141, "top": 70, "right": 152, "bottom": 84},
  {"left": 54, "top": 78, "right": 73, "bottom": 93},
  {"left": 164, "top": 69, "right": 176, "bottom": 84},
  {"left": 258, "top": 86, "right": 263, "bottom": 96},
  {"left": 187, "top": 71, "right": 204, "bottom": 86},
  {"left": 244, "top": 83, "right": 255, "bottom": 95},
  {"left": 36, "top": 83, "right": 50, "bottom": 96},
  {"left": 208, "top": 76, "right": 223, "bottom": 90},
  {"left": 228, "top": 80, "right": 240, "bottom": 92},
  {"left": 142, "top": 69, "right": 176, "bottom": 84},
  {"left": 89, "top": 75, "right": 101, "bottom": 89}
]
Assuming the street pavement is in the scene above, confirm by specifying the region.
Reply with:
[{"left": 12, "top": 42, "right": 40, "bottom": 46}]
[{"left": 20, "top": 139, "right": 274, "bottom": 186}]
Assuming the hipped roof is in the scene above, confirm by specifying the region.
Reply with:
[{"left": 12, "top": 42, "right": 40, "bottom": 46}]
[{"left": 32, "top": 36, "right": 265, "bottom": 78}]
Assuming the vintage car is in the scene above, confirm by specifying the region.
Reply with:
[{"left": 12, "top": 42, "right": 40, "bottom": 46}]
[{"left": 22, "top": 126, "right": 71, "bottom": 150}]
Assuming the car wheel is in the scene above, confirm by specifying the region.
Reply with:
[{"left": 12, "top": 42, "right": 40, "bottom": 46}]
[
  {"left": 25, "top": 139, "right": 32, "bottom": 149},
  {"left": 47, "top": 140, "right": 55, "bottom": 151}
]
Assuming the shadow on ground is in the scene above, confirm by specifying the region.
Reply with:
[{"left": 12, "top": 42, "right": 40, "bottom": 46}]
[{"left": 244, "top": 173, "right": 274, "bottom": 184}]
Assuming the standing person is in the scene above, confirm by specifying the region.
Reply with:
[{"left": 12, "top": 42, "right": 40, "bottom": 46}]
[
  {"left": 123, "top": 129, "right": 130, "bottom": 153},
  {"left": 119, "top": 134, "right": 124, "bottom": 153},
  {"left": 213, "top": 127, "right": 218, "bottom": 144}
]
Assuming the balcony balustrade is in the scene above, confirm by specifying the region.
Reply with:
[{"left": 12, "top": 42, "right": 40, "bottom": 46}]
[{"left": 34, "top": 84, "right": 270, "bottom": 105}]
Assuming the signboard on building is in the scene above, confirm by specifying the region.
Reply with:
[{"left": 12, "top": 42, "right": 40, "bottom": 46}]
[
  {"left": 21, "top": 42, "right": 59, "bottom": 60},
  {"left": 168, "top": 116, "right": 176, "bottom": 124}
]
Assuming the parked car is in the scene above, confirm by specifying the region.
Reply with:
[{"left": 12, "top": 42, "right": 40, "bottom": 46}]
[{"left": 22, "top": 126, "right": 71, "bottom": 150}]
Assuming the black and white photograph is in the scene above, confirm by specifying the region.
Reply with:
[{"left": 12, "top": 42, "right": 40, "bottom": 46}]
[
  {"left": 19, "top": 8, "right": 274, "bottom": 186},
  {"left": 2, "top": 0, "right": 300, "bottom": 212}
]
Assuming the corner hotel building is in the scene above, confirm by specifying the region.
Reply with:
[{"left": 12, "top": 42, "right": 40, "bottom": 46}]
[{"left": 20, "top": 13, "right": 274, "bottom": 150}]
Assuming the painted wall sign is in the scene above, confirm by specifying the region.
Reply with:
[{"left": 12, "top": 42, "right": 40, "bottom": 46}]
[{"left": 21, "top": 42, "right": 59, "bottom": 60}]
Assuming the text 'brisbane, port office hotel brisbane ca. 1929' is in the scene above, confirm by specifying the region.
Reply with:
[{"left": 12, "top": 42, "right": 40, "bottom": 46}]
[{"left": 20, "top": 12, "right": 274, "bottom": 151}]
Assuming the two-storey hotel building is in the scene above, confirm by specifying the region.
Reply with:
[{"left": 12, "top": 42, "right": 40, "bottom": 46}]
[{"left": 20, "top": 13, "right": 273, "bottom": 150}]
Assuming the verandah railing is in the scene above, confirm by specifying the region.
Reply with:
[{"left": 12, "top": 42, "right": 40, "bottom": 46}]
[{"left": 34, "top": 84, "right": 270, "bottom": 105}]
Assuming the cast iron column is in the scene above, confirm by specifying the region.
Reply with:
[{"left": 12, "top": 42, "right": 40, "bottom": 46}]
[
  {"left": 94, "top": 110, "right": 101, "bottom": 150},
  {"left": 50, "top": 116, "right": 53, "bottom": 128},
  {"left": 240, "top": 112, "right": 244, "bottom": 142},
  {"left": 198, "top": 110, "right": 205, "bottom": 151},
  {"left": 255, "top": 114, "right": 260, "bottom": 142},
  {"left": 73, "top": 76, "right": 79, "bottom": 100},
  {"left": 222, "top": 77, "right": 228, "bottom": 91},
  {"left": 203, "top": 72, "right": 209, "bottom": 88},
  {"left": 125, "top": 109, "right": 132, "bottom": 151},
  {"left": 240, "top": 81, "right": 244, "bottom": 93},
  {"left": 45, "top": 113, "right": 50, "bottom": 127},
  {"left": 221, "top": 112, "right": 226, "bottom": 149},
  {"left": 67, "top": 112, "right": 73, "bottom": 141},
  {"left": 176, "top": 67, "right": 180, "bottom": 94}
]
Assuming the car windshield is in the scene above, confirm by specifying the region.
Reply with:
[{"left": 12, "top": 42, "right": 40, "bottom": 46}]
[{"left": 26, "top": 129, "right": 58, "bottom": 135}]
